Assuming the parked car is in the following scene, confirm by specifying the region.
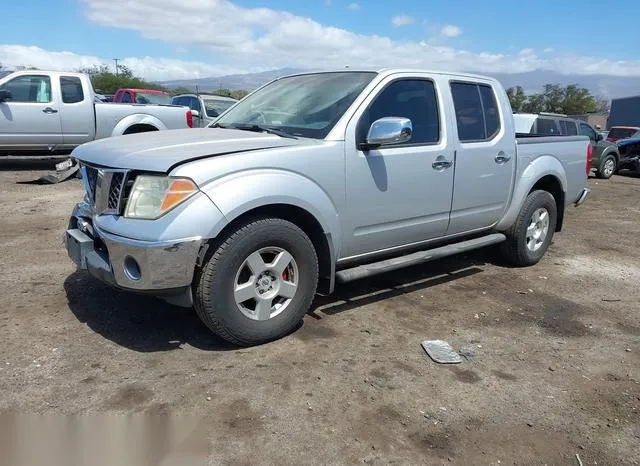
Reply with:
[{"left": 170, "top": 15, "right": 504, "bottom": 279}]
[
  {"left": 514, "top": 112, "right": 620, "bottom": 179},
  {"left": 0, "top": 71, "right": 194, "bottom": 153},
  {"left": 616, "top": 129, "right": 640, "bottom": 174},
  {"left": 606, "top": 126, "right": 640, "bottom": 143},
  {"left": 113, "top": 88, "right": 172, "bottom": 105},
  {"left": 64, "top": 68, "right": 591, "bottom": 346},
  {"left": 171, "top": 94, "right": 238, "bottom": 127}
]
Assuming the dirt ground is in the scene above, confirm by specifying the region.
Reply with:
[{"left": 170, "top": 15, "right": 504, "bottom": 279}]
[{"left": 0, "top": 159, "right": 638, "bottom": 466}]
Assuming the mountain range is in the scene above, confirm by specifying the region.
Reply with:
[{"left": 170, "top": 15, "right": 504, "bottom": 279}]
[{"left": 159, "top": 68, "right": 640, "bottom": 101}]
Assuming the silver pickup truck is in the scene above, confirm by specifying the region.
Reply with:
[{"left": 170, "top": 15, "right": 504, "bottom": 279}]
[
  {"left": 0, "top": 70, "right": 193, "bottom": 153},
  {"left": 64, "top": 69, "right": 591, "bottom": 346}
]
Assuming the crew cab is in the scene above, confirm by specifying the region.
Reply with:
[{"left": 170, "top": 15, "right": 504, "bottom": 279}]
[
  {"left": 0, "top": 71, "right": 193, "bottom": 153},
  {"left": 64, "top": 69, "right": 591, "bottom": 346}
]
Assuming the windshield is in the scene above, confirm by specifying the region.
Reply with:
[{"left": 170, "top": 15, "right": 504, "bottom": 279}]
[
  {"left": 204, "top": 98, "right": 236, "bottom": 117},
  {"left": 628, "top": 130, "right": 640, "bottom": 139},
  {"left": 135, "top": 92, "right": 171, "bottom": 105},
  {"left": 214, "top": 72, "right": 377, "bottom": 139},
  {"left": 608, "top": 127, "right": 639, "bottom": 139}
]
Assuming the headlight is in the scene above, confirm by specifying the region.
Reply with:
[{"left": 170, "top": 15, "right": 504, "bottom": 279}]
[{"left": 124, "top": 175, "right": 198, "bottom": 219}]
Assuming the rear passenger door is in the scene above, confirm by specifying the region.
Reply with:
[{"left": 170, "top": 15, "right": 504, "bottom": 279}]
[
  {"left": 60, "top": 76, "right": 94, "bottom": 147},
  {"left": 447, "top": 81, "right": 516, "bottom": 234}
]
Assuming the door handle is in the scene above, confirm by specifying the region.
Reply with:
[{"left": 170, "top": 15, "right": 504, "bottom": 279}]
[
  {"left": 42, "top": 107, "right": 58, "bottom": 114},
  {"left": 495, "top": 152, "right": 511, "bottom": 164},
  {"left": 432, "top": 157, "right": 453, "bottom": 170}
]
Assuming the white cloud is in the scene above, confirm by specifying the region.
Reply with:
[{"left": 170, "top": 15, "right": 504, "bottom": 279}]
[
  {"left": 0, "top": 44, "right": 254, "bottom": 81},
  {"left": 3, "top": 1, "right": 640, "bottom": 81},
  {"left": 391, "top": 15, "right": 415, "bottom": 27},
  {"left": 543, "top": 47, "right": 554, "bottom": 53},
  {"left": 347, "top": 3, "right": 360, "bottom": 11},
  {"left": 440, "top": 25, "right": 463, "bottom": 38}
]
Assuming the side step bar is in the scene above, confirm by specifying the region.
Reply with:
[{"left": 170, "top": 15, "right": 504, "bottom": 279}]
[{"left": 335, "top": 233, "right": 506, "bottom": 284}]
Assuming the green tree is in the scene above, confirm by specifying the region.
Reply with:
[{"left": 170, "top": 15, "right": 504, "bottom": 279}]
[
  {"left": 506, "top": 86, "right": 527, "bottom": 112},
  {"left": 515, "top": 83, "right": 608, "bottom": 115}
]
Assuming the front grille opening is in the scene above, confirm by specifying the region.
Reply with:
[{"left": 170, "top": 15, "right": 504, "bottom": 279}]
[{"left": 108, "top": 172, "right": 125, "bottom": 210}]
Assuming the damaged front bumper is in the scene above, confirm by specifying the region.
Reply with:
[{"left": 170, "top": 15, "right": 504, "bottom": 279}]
[{"left": 64, "top": 203, "right": 202, "bottom": 307}]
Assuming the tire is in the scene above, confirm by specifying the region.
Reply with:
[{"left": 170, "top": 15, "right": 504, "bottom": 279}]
[
  {"left": 194, "top": 217, "right": 319, "bottom": 346},
  {"left": 596, "top": 154, "right": 617, "bottom": 179},
  {"left": 500, "top": 190, "right": 557, "bottom": 267}
]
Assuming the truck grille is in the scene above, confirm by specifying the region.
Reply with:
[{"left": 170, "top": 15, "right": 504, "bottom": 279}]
[{"left": 81, "top": 165, "right": 130, "bottom": 215}]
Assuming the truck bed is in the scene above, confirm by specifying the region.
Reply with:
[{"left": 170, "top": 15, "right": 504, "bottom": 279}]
[{"left": 516, "top": 134, "right": 589, "bottom": 204}]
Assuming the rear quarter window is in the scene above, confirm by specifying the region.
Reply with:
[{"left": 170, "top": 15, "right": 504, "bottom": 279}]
[{"left": 536, "top": 118, "right": 559, "bottom": 135}]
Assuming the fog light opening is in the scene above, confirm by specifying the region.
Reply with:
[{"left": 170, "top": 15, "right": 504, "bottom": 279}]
[{"left": 123, "top": 256, "right": 142, "bottom": 281}]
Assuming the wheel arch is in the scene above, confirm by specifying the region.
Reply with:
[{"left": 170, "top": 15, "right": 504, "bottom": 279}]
[
  {"left": 529, "top": 175, "right": 565, "bottom": 232},
  {"left": 202, "top": 203, "right": 336, "bottom": 295}
]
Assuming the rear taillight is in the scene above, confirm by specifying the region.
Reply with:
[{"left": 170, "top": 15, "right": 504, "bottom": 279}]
[
  {"left": 586, "top": 144, "right": 593, "bottom": 175},
  {"left": 186, "top": 110, "right": 193, "bottom": 128}
]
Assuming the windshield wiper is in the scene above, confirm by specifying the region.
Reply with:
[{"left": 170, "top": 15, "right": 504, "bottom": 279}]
[{"left": 213, "top": 123, "right": 297, "bottom": 139}]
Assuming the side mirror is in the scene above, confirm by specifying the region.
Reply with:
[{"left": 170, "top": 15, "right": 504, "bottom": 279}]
[
  {"left": 360, "top": 117, "right": 412, "bottom": 150},
  {"left": 0, "top": 89, "right": 12, "bottom": 102},
  {"left": 595, "top": 132, "right": 603, "bottom": 142},
  {"left": 191, "top": 109, "right": 200, "bottom": 118}
]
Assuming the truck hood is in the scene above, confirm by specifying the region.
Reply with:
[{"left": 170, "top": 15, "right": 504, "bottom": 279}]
[{"left": 71, "top": 128, "right": 306, "bottom": 172}]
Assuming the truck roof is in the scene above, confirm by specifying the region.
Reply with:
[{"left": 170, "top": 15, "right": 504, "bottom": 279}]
[
  {"left": 2, "top": 70, "right": 88, "bottom": 79},
  {"left": 278, "top": 68, "right": 499, "bottom": 82}
]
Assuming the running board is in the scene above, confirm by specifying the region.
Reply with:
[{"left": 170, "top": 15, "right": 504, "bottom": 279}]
[{"left": 335, "top": 233, "right": 506, "bottom": 284}]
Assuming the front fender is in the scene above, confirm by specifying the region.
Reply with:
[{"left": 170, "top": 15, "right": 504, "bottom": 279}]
[
  {"left": 495, "top": 155, "right": 567, "bottom": 231},
  {"left": 199, "top": 169, "right": 342, "bottom": 256},
  {"left": 110, "top": 114, "right": 167, "bottom": 136}
]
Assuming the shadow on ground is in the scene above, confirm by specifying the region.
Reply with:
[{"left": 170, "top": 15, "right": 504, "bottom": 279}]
[
  {"left": 64, "top": 249, "right": 496, "bottom": 350},
  {"left": 64, "top": 271, "right": 234, "bottom": 353},
  {"left": 311, "top": 249, "right": 492, "bottom": 318},
  {"left": 0, "top": 157, "right": 67, "bottom": 171}
]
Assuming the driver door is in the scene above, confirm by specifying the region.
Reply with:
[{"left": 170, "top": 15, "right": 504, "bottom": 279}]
[
  {"left": 0, "top": 74, "right": 62, "bottom": 150},
  {"left": 341, "top": 75, "right": 455, "bottom": 259}
]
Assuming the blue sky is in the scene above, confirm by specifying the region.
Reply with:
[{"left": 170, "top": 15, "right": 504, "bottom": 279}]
[{"left": 1, "top": 0, "right": 639, "bottom": 80}]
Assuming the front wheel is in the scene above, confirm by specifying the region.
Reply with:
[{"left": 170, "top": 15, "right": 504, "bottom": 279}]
[
  {"left": 194, "top": 217, "right": 319, "bottom": 346},
  {"left": 500, "top": 190, "right": 557, "bottom": 266},
  {"left": 596, "top": 154, "right": 617, "bottom": 179}
]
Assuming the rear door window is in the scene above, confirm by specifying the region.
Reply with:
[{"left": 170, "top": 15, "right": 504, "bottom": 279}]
[
  {"left": 450, "top": 82, "right": 501, "bottom": 142},
  {"left": 60, "top": 76, "right": 84, "bottom": 104},
  {"left": 561, "top": 120, "right": 578, "bottom": 135},
  {"left": 122, "top": 92, "right": 131, "bottom": 103}
]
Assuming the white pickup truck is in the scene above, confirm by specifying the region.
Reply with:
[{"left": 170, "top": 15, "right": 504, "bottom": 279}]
[
  {"left": 0, "top": 70, "right": 193, "bottom": 153},
  {"left": 65, "top": 68, "right": 592, "bottom": 346}
]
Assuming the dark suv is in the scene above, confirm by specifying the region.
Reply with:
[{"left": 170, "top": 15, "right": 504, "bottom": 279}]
[{"left": 514, "top": 113, "right": 620, "bottom": 179}]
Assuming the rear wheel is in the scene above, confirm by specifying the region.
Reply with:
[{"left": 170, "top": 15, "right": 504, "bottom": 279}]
[
  {"left": 194, "top": 217, "right": 318, "bottom": 346},
  {"left": 500, "top": 190, "right": 557, "bottom": 266},
  {"left": 596, "top": 154, "right": 617, "bottom": 179}
]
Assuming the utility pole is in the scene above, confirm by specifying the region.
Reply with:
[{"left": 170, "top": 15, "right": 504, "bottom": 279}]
[{"left": 113, "top": 58, "right": 120, "bottom": 76}]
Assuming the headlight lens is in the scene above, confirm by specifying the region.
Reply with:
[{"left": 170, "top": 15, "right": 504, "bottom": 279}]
[{"left": 124, "top": 175, "right": 198, "bottom": 219}]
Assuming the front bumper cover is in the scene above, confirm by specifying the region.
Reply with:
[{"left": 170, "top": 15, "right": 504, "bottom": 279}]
[{"left": 64, "top": 203, "right": 202, "bottom": 301}]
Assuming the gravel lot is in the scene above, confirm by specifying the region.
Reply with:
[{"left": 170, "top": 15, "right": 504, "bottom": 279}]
[{"left": 1, "top": 160, "right": 638, "bottom": 465}]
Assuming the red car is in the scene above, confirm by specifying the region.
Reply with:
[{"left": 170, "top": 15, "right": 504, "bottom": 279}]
[
  {"left": 606, "top": 126, "right": 640, "bottom": 142},
  {"left": 113, "top": 88, "right": 172, "bottom": 105}
]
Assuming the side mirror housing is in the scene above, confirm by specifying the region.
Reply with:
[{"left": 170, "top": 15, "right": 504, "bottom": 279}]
[
  {"left": 191, "top": 109, "right": 200, "bottom": 118},
  {"left": 359, "top": 117, "right": 412, "bottom": 150},
  {"left": 595, "top": 132, "right": 603, "bottom": 142},
  {"left": 0, "top": 89, "right": 12, "bottom": 102}
]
